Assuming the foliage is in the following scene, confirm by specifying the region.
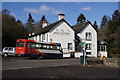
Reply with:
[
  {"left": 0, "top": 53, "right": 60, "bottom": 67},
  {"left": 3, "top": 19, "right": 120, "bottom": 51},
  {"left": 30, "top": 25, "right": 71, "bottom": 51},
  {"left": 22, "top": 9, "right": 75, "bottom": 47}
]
[
  {"left": 100, "top": 15, "right": 110, "bottom": 27},
  {"left": 77, "top": 14, "right": 86, "bottom": 23},
  {"left": 93, "top": 21, "right": 98, "bottom": 32},
  {"left": 98, "top": 10, "right": 120, "bottom": 55},
  {"left": 26, "top": 13, "right": 34, "bottom": 33},
  {"left": 2, "top": 9, "right": 28, "bottom": 48},
  {"left": 34, "top": 15, "right": 47, "bottom": 32}
]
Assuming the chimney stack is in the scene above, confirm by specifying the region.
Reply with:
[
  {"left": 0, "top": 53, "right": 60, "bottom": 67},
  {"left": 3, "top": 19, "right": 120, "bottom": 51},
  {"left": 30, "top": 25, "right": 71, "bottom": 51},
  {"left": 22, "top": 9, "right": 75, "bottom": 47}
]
[
  {"left": 42, "top": 20, "right": 48, "bottom": 28},
  {"left": 58, "top": 13, "right": 65, "bottom": 20}
]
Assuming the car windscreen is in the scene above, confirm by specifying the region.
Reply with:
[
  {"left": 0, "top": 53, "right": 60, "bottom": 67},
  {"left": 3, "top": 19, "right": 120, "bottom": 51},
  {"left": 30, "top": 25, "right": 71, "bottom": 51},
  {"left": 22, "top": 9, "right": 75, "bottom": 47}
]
[{"left": 17, "top": 42, "right": 24, "bottom": 47}]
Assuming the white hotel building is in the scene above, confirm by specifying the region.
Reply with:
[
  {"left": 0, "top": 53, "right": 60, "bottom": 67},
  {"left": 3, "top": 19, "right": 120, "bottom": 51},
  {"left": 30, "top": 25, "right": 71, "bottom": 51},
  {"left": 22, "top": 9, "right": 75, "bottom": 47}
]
[{"left": 28, "top": 14, "right": 107, "bottom": 57}]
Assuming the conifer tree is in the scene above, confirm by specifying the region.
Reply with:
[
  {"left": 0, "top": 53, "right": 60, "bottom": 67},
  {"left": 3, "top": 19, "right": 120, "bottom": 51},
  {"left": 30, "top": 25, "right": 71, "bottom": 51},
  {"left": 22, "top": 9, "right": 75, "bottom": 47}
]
[
  {"left": 27, "top": 13, "right": 34, "bottom": 33},
  {"left": 77, "top": 14, "right": 86, "bottom": 23}
]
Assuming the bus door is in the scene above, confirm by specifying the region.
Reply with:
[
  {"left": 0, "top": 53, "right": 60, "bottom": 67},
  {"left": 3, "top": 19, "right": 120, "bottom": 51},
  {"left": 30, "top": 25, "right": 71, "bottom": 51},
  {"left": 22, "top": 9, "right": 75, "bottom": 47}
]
[
  {"left": 27, "top": 42, "right": 32, "bottom": 55},
  {"left": 29, "top": 43, "right": 38, "bottom": 55}
]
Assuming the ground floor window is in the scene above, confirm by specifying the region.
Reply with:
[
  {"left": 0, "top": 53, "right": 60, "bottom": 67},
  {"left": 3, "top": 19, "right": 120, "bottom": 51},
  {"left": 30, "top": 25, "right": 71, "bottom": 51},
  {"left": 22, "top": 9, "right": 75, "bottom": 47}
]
[
  {"left": 86, "top": 52, "right": 91, "bottom": 55},
  {"left": 68, "top": 43, "right": 72, "bottom": 50},
  {"left": 98, "top": 45, "right": 106, "bottom": 51}
]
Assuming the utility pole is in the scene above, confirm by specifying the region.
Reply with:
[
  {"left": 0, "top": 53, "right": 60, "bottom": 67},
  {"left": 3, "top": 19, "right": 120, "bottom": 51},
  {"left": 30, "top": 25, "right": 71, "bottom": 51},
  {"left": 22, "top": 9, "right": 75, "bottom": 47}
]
[
  {"left": 80, "top": 39, "right": 86, "bottom": 65},
  {"left": 82, "top": 39, "right": 86, "bottom": 65}
]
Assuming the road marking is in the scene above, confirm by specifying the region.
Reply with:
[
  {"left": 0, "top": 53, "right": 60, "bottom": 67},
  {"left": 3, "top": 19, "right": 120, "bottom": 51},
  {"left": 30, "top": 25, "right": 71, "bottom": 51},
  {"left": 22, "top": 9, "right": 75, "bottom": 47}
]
[
  {"left": 2, "top": 66, "right": 41, "bottom": 70},
  {"left": 2, "top": 64, "right": 79, "bottom": 71}
]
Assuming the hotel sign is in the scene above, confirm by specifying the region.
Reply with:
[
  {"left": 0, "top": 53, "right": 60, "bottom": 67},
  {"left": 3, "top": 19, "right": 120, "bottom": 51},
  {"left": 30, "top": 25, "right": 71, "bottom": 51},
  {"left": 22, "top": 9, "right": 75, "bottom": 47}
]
[{"left": 53, "top": 32, "right": 70, "bottom": 35}]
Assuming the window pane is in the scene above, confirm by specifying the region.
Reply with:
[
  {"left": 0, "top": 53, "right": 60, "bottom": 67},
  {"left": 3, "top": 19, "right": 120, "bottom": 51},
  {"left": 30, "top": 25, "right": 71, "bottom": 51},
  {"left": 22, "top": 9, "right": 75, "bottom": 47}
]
[
  {"left": 4, "top": 48, "right": 8, "bottom": 50},
  {"left": 9, "top": 48, "right": 13, "bottom": 51},
  {"left": 86, "top": 43, "right": 92, "bottom": 50},
  {"left": 68, "top": 43, "right": 72, "bottom": 50},
  {"left": 17, "top": 42, "right": 24, "bottom": 47},
  {"left": 86, "top": 33, "right": 92, "bottom": 41}
]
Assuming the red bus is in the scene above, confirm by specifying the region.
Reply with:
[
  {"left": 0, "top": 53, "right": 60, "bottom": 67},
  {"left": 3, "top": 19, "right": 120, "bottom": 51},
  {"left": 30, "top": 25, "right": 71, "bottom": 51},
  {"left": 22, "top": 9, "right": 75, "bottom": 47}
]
[{"left": 16, "top": 39, "right": 63, "bottom": 59}]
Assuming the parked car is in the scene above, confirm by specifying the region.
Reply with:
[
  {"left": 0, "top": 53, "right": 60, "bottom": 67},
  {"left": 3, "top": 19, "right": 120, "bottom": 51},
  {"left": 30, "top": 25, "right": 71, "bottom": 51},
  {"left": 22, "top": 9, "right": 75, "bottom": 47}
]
[{"left": 2, "top": 47, "right": 15, "bottom": 57}]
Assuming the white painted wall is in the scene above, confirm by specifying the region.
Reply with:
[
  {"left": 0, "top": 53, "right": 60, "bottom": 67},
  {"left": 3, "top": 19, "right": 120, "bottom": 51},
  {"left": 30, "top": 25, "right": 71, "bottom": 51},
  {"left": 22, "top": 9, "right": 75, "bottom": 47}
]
[
  {"left": 77, "top": 24, "right": 97, "bottom": 57},
  {"left": 48, "top": 21, "right": 75, "bottom": 53},
  {"left": 98, "top": 51, "right": 107, "bottom": 57}
]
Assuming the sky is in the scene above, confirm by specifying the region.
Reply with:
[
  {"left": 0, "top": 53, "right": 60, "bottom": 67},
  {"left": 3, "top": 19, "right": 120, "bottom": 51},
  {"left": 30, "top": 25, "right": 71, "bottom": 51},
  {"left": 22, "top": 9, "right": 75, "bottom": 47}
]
[{"left": 2, "top": 2, "right": 119, "bottom": 26}]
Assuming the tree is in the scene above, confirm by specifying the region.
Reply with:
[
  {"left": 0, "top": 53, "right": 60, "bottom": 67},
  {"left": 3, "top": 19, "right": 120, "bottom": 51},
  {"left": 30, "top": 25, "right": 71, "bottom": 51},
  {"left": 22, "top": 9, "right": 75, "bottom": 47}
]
[
  {"left": 2, "top": 9, "right": 10, "bottom": 15},
  {"left": 106, "top": 10, "right": 120, "bottom": 54},
  {"left": 41, "top": 15, "right": 46, "bottom": 21},
  {"left": 98, "top": 15, "right": 110, "bottom": 41},
  {"left": 27, "top": 13, "right": 34, "bottom": 33},
  {"left": 34, "top": 15, "right": 47, "bottom": 32},
  {"left": 98, "top": 26, "right": 107, "bottom": 41},
  {"left": 2, "top": 9, "right": 28, "bottom": 48},
  {"left": 112, "top": 10, "right": 120, "bottom": 23},
  {"left": 93, "top": 21, "right": 98, "bottom": 32},
  {"left": 100, "top": 15, "right": 110, "bottom": 27},
  {"left": 77, "top": 14, "right": 86, "bottom": 23}
]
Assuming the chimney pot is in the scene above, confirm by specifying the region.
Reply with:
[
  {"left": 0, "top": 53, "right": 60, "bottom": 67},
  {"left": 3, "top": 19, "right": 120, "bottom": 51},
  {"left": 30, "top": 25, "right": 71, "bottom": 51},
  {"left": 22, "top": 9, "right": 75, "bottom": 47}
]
[{"left": 58, "top": 13, "right": 65, "bottom": 20}]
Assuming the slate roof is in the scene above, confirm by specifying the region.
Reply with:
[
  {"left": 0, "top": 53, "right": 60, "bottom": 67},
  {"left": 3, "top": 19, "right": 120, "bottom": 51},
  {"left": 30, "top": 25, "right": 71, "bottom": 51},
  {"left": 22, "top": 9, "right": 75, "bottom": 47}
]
[
  {"left": 72, "top": 21, "right": 92, "bottom": 33},
  {"left": 72, "top": 21, "right": 98, "bottom": 34},
  {"left": 29, "top": 19, "right": 72, "bottom": 37}
]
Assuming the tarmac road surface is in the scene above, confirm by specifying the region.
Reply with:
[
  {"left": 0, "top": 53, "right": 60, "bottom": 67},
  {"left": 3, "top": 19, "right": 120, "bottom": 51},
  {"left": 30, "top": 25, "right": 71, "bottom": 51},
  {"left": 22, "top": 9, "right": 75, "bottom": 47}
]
[{"left": 2, "top": 57, "right": 119, "bottom": 78}]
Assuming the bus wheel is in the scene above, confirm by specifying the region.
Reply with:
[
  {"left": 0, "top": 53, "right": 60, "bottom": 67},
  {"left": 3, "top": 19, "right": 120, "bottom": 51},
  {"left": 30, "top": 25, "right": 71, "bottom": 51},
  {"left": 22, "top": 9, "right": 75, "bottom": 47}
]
[
  {"left": 38, "top": 55, "right": 43, "bottom": 59},
  {"left": 29, "top": 55, "right": 36, "bottom": 59}
]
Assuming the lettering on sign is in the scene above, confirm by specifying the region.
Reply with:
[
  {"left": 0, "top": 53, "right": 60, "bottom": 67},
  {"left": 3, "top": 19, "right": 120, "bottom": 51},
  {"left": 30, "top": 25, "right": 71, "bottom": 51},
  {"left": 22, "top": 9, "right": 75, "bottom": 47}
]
[{"left": 53, "top": 32, "right": 70, "bottom": 35}]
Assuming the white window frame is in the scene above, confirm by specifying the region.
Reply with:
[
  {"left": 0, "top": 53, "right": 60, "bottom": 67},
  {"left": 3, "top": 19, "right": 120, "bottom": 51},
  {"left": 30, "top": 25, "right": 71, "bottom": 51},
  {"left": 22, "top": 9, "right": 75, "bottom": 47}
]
[
  {"left": 86, "top": 32, "right": 92, "bottom": 41},
  {"left": 68, "top": 43, "right": 72, "bottom": 50},
  {"left": 86, "top": 43, "right": 92, "bottom": 50}
]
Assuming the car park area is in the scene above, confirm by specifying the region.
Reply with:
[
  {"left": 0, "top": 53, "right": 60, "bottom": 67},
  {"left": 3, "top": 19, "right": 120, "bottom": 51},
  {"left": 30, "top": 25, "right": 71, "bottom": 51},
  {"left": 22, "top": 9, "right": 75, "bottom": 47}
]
[{"left": 1, "top": 57, "right": 119, "bottom": 78}]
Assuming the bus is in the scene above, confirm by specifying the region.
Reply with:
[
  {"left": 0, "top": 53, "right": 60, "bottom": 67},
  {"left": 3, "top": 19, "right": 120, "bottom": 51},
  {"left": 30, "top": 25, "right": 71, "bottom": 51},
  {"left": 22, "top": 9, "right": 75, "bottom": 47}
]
[{"left": 16, "top": 39, "right": 63, "bottom": 59}]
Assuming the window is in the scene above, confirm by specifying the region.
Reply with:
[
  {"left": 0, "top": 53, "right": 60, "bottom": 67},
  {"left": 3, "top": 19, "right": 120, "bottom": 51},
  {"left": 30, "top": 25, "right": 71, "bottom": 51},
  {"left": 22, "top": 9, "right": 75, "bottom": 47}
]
[
  {"left": 31, "top": 43, "right": 36, "bottom": 49},
  {"left": 99, "top": 45, "right": 106, "bottom": 51},
  {"left": 4, "top": 47, "right": 8, "bottom": 50},
  {"left": 27, "top": 43, "right": 31, "bottom": 48},
  {"left": 86, "top": 32, "right": 92, "bottom": 41},
  {"left": 86, "top": 52, "right": 91, "bottom": 55},
  {"left": 42, "top": 34, "right": 45, "bottom": 40},
  {"left": 39, "top": 35, "right": 41, "bottom": 41},
  {"left": 85, "top": 43, "right": 92, "bottom": 50},
  {"left": 9, "top": 48, "right": 13, "bottom": 51},
  {"left": 17, "top": 42, "right": 24, "bottom": 47},
  {"left": 68, "top": 43, "right": 72, "bottom": 50}
]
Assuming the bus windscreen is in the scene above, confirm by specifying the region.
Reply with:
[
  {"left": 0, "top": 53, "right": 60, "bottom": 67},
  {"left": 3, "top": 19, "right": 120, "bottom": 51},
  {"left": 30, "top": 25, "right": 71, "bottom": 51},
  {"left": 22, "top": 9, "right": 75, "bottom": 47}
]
[{"left": 17, "top": 42, "right": 24, "bottom": 47}]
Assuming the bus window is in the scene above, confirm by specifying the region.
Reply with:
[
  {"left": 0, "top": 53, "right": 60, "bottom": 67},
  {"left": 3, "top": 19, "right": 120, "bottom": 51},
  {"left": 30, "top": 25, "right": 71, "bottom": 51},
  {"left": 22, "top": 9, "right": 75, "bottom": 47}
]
[
  {"left": 46, "top": 45, "right": 50, "bottom": 49},
  {"left": 52, "top": 45, "right": 57, "bottom": 50},
  {"left": 31, "top": 43, "right": 36, "bottom": 49},
  {"left": 49, "top": 46, "right": 53, "bottom": 50},
  {"left": 57, "top": 46, "right": 60, "bottom": 50},
  {"left": 17, "top": 42, "right": 24, "bottom": 47},
  {"left": 27, "top": 43, "right": 31, "bottom": 48}
]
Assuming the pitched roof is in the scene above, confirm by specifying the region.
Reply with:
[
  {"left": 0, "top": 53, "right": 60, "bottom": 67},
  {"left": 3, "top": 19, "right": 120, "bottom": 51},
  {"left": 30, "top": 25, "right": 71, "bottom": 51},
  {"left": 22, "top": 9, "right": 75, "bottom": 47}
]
[
  {"left": 72, "top": 21, "right": 95, "bottom": 33},
  {"left": 29, "top": 19, "right": 71, "bottom": 37}
]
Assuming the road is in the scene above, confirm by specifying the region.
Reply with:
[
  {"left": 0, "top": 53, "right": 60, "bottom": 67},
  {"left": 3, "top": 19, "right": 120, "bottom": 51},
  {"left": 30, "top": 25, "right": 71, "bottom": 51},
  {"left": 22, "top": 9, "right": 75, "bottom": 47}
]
[{"left": 1, "top": 57, "right": 119, "bottom": 79}]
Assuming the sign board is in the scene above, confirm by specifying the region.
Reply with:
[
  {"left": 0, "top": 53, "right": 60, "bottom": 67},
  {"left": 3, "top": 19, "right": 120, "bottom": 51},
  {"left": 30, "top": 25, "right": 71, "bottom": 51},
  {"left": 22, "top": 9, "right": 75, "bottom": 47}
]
[{"left": 79, "top": 42, "right": 85, "bottom": 46}]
